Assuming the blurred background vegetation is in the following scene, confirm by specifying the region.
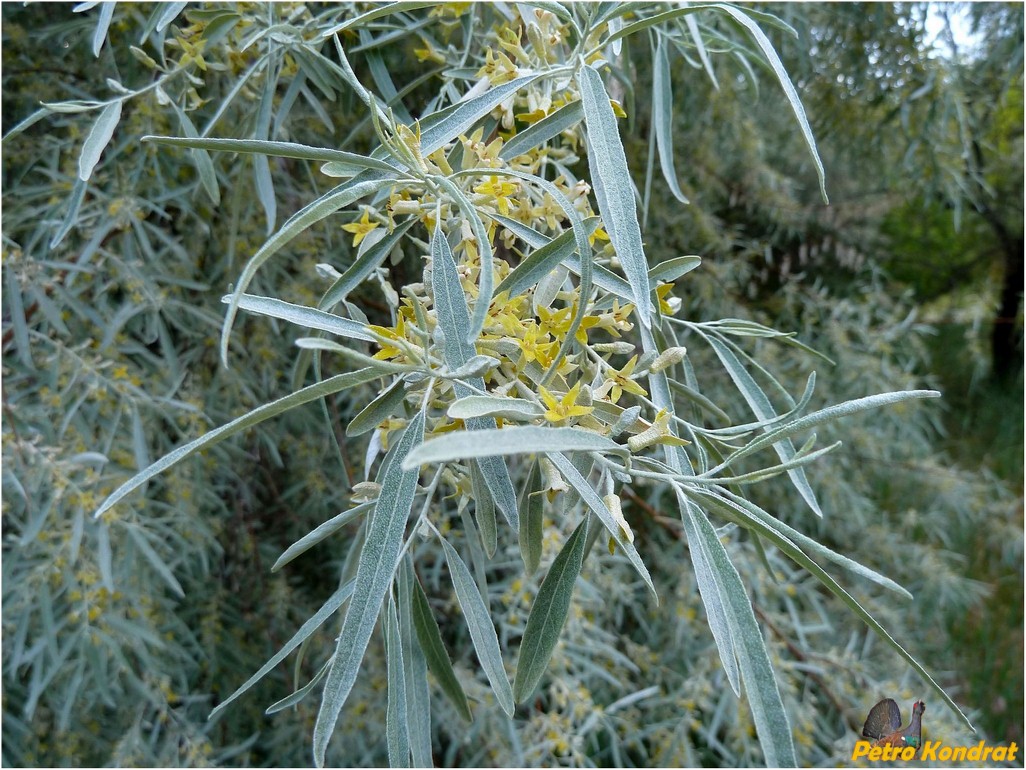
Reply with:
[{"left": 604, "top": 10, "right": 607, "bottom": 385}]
[{"left": 2, "top": 2, "right": 1021, "bottom": 766}]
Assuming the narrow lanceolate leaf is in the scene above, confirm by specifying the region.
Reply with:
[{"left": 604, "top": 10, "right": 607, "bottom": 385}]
[
  {"left": 434, "top": 177, "right": 495, "bottom": 345},
  {"left": 221, "top": 176, "right": 390, "bottom": 365},
  {"left": 347, "top": 378, "right": 408, "bottom": 437},
  {"left": 545, "top": 452, "right": 656, "bottom": 599},
  {"left": 680, "top": 503, "right": 797, "bottom": 767},
  {"left": 430, "top": 222, "right": 519, "bottom": 528},
  {"left": 313, "top": 411, "right": 425, "bottom": 768},
  {"left": 404, "top": 427, "right": 626, "bottom": 470},
  {"left": 91, "top": 2, "right": 114, "bottom": 57},
  {"left": 689, "top": 486, "right": 973, "bottom": 733},
  {"left": 498, "top": 100, "right": 584, "bottom": 160},
  {"left": 141, "top": 135, "right": 398, "bottom": 172},
  {"left": 95, "top": 369, "right": 381, "bottom": 518},
  {"left": 225, "top": 293, "right": 375, "bottom": 342},
  {"left": 319, "top": 219, "right": 415, "bottom": 310},
  {"left": 518, "top": 464, "right": 544, "bottom": 576},
  {"left": 653, "top": 38, "right": 688, "bottom": 204},
  {"left": 439, "top": 538, "right": 515, "bottom": 717},
  {"left": 716, "top": 4, "right": 828, "bottom": 203},
  {"left": 398, "top": 560, "right": 432, "bottom": 768},
  {"left": 469, "top": 461, "right": 497, "bottom": 558},
  {"left": 386, "top": 597, "right": 411, "bottom": 768},
  {"left": 649, "top": 255, "right": 702, "bottom": 283},
  {"left": 513, "top": 518, "right": 588, "bottom": 702},
  {"left": 209, "top": 580, "right": 355, "bottom": 721},
  {"left": 447, "top": 395, "right": 544, "bottom": 422},
  {"left": 676, "top": 491, "right": 741, "bottom": 695},
  {"left": 716, "top": 389, "right": 942, "bottom": 472},
  {"left": 410, "top": 573, "right": 473, "bottom": 723},
  {"left": 78, "top": 101, "right": 121, "bottom": 181},
  {"left": 705, "top": 334, "right": 822, "bottom": 517},
  {"left": 271, "top": 501, "right": 374, "bottom": 572},
  {"left": 579, "top": 64, "right": 653, "bottom": 325},
  {"left": 418, "top": 74, "right": 540, "bottom": 157}
]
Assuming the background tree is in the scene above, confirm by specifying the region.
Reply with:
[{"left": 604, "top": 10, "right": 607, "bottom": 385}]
[{"left": 2, "top": 2, "right": 1021, "bottom": 766}]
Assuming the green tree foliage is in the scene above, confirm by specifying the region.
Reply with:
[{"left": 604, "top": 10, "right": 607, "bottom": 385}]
[{"left": 2, "top": 3, "right": 1018, "bottom": 767}]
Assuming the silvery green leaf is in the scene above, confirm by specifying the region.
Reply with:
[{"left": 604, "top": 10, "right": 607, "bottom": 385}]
[
  {"left": 433, "top": 177, "right": 493, "bottom": 344},
  {"left": 405, "top": 427, "right": 626, "bottom": 470},
  {"left": 689, "top": 486, "right": 973, "bottom": 733},
  {"left": 78, "top": 101, "right": 121, "bottom": 181},
  {"left": 224, "top": 293, "right": 375, "bottom": 342},
  {"left": 169, "top": 103, "right": 220, "bottom": 205},
  {"left": 386, "top": 597, "right": 411, "bottom": 768},
  {"left": 518, "top": 462, "right": 544, "bottom": 576},
  {"left": 446, "top": 355, "right": 500, "bottom": 379},
  {"left": 209, "top": 580, "right": 355, "bottom": 721},
  {"left": 439, "top": 537, "right": 515, "bottom": 717},
  {"left": 410, "top": 572, "right": 472, "bottom": 723},
  {"left": 142, "top": 135, "right": 398, "bottom": 172},
  {"left": 716, "top": 4, "right": 828, "bottom": 203},
  {"left": 294, "top": 339, "right": 413, "bottom": 376},
  {"left": 429, "top": 221, "right": 519, "bottom": 527},
  {"left": 487, "top": 213, "right": 549, "bottom": 249},
  {"left": 155, "top": 0, "right": 187, "bottom": 30},
  {"left": 579, "top": 65, "right": 653, "bottom": 324},
  {"left": 91, "top": 2, "right": 114, "bottom": 57},
  {"left": 49, "top": 177, "right": 88, "bottom": 249},
  {"left": 711, "top": 487, "right": 910, "bottom": 598},
  {"left": 676, "top": 492, "right": 740, "bottom": 695},
  {"left": 430, "top": 222, "right": 474, "bottom": 370},
  {"left": 714, "top": 389, "right": 941, "bottom": 475},
  {"left": 447, "top": 396, "right": 543, "bottom": 422},
  {"left": 469, "top": 461, "right": 497, "bottom": 557},
  {"left": 95, "top": 369, "right": 382, "bottom": 518},
  {"left": 347, "top": 378, "right": 408, "bottom": 437},
  {"left": 314, "top": 410, "right": 424, "bottom": 768},
  {"left": 320, "top": 219, "right": 414, "bottom": 310},
  {"left": 609, "top": 405, "right": 642, "bottom": 438},
  {"left": 495, "top": 229, "right": 578, "bottom": 299},
  {"left": 684, "top": 12, "right": 718, "bottom": 89},
  {"left": 705, "top": 334, "right": 822, "bottom": 517},
  {"left": 266, "top": 659, "right": 331, "bottom": 714},
  {"left": 255, "top": 74, "right": 277, "bottom": 235},
  {"left": 272, "top": 502, "right": 375, "bottom": 572},
  {"left": 513, "top": 517, "right": 588, "bottom": 702},
  {"left": 648, "top": 255, "right": 702, "bottom": 282},
  {"left": 398, "top": 560, "right": 432, "bottom": 768},
  {"left": 544, "top": 452, "right": 656, "bottom": 599},
  {"left": 418, "top": 74, "right": 541, "bottom": 156},
  {"left": 221, "top": 176, "right": 390, "bottom": 365},
  {"left": 321, "top": 1, "right": 437, "bottom": 36},
  {"left": 678, "top": 503, "right": 796, "bottom": 767},
  {"left": 498, "top": 100, "right": 584, "bottom": 160},
  {"left": 653, "top": 38, "right": 689, "bottom": 204}
]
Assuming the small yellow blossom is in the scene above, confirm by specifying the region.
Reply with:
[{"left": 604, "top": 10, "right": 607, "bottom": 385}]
[
  {"left": 539, "top": 381, "right": 593, "bottom": 424},
  {"left": 593, "top": 355, "right": 648, "bottom": 404},
  {"left": 473, "top": 175, "right": 519, "bottom": 215},
  {"left": 342, "top": 209, "right": 380, "bottom": 247}
]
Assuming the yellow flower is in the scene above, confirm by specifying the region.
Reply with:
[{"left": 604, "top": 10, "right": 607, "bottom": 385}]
[
  {"left": 656, "top": 282, "right": 680, "bottom": 315},
  {"left": 473, "top": 175, "right": 519, "bottom": 216},
  {"left": 476, "top": 47, "right": 519, "bottom": 85},
  {"left": 515, "top": 322, "right": 557, "bottom": 366},
  {"left": 341, "top": 209, "right": 380, "bottom": 247},
  {"left": 367, "top": 312, "right": 409, "bottom": 361},
  {"left": 539, "top": 381, "right": 593, "bottom": 424},
  {"left": 593, "top": 355, "right": 648, "bottom": 404}
]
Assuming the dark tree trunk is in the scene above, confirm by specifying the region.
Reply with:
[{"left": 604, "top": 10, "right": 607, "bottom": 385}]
[{"left": 990, "top": 235, "right": 1024, "bottom": 380}]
